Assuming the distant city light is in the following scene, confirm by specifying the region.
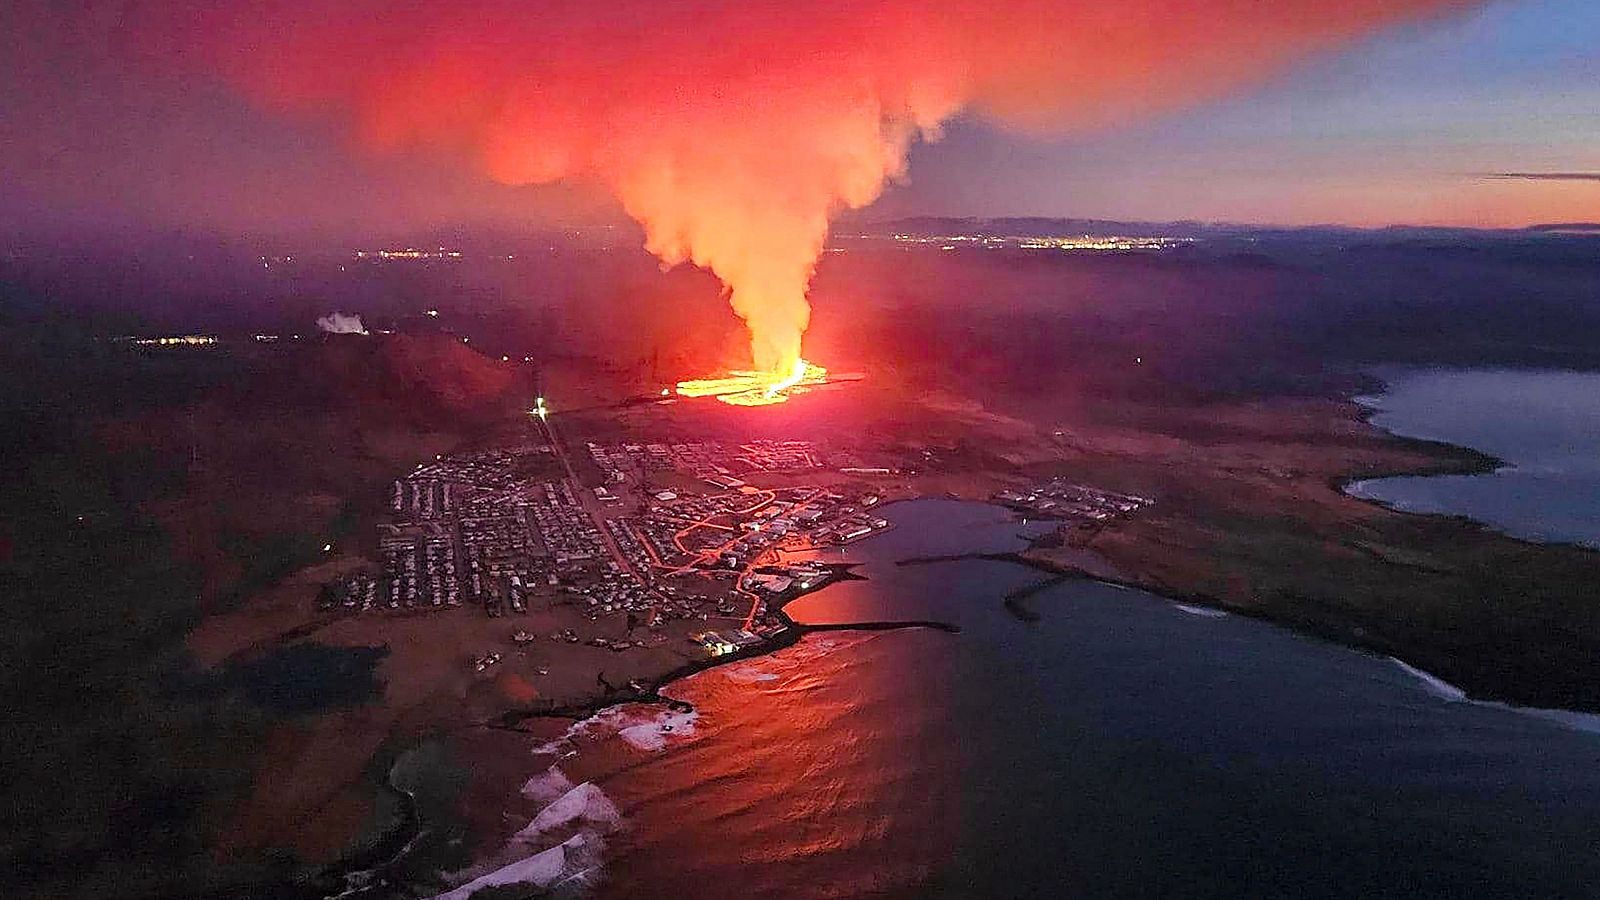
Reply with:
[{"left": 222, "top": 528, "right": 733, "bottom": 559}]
[
  {"left": 838, "top": 232, "right": 1196, "bottom": 253},
  {"left": 354, "top": 247, "right": 463, "bottom": 261},
  {"left": 123, "top": 334, "right": 219, "bottom": 347}
]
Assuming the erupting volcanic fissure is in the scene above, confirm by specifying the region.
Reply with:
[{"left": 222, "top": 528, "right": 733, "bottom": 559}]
[
  {"left": 676, "top": 360, "right": 829, "bottom": 406},
  {"left": 136, "top": 0, "right": 1473, "bottom": 387}
]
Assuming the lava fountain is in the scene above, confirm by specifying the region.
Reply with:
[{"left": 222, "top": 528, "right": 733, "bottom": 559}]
[
  {"left": 676, "top": 359, "right": 830, "bottom": 406},
  {"left": 133, "top": 0, "right": 1477, "bottom": 403}
]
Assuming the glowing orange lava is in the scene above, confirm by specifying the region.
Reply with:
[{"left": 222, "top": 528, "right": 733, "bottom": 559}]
[{"left": 676, "top": 360, "right": 828, "bottom": 406}]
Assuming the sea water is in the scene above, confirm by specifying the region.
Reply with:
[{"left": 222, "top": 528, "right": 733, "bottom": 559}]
[
  {"left": 1347, "top": 368, "right": 1600, "bottom": 548},
  {"left": 437, "top": 500, "right": 1600, "bottom": 899}
]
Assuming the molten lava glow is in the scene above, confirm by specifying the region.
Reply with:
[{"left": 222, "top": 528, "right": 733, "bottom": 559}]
[
  {"left": 133, "top": 1, "right": 1473, "bottom": 372},
  {"left": 677, "top": 360, "right": 828, "bottom": 406}
]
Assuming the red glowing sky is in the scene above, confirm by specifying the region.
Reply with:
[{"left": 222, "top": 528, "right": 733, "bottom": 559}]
[
  {"left": 2, "top": 0, "right": 1590, "bottom": 245},
  {"left": 30, "top": 0, "right": 1500, "bottom": 369}
]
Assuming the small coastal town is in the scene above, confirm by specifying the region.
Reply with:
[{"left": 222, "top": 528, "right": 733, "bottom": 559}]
[
  {"left": 993, "top": 479, "right": 1153, "bottom": 523},
  {"left": 321, "top": 433, "right": 903, "bottom": 665},
  {"left": 321, "top": 426, "right": 1155, "bottom": 673}
]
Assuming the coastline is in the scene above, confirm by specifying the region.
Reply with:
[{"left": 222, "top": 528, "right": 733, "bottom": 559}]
[
  {"left": 891, "top": 380, "right": 1599, "bottom": 713},
  {"left": 1039, "top": 389, "right": 1600, "bottom": 714},
  {"left": 1332, "top": 374, "right": 1506, "bottom": 491},
  {"left": 330, "top": 428, "right": 1600, "bottom": 896},
  {"left": 1005, "top": 519, "right": 1600, "bottom": 716},
  {"left": 490, "top": 560, "right": 963, "bottom": 731},
  {"left": 197, "top": 376, "right": 1600, "bottom": 895},
  {"left": 1337, "top": 369, "right": 1600, "bottom": 552},
  {"left": 903, "top": 541, "right": 1600, "bottom": 735},
  {"left": 314, "top": 450, "right": 1600, "bottom": 896},
  {"left": 309, "top": 559, "right": 968, "bottom": 896},
  {"left": 403, "top": 486, "right": 1600, "bottom": 900}
]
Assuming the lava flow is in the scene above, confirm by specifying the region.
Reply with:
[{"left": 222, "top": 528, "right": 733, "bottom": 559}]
[{"left": 676, "top": 360, "right": 830, "bottom": 406}]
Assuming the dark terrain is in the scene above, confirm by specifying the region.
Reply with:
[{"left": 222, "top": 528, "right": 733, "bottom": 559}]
[{"left": 4, "top": 221, "right": 1600, "bottom": 897}]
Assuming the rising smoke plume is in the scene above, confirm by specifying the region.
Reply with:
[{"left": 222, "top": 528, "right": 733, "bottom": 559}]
[
  {"left": 316, "top": 311, "right": 368, "bottom": 335},
  {"left": 136, "top": 0, "right": 1474, "bottom": 372}
]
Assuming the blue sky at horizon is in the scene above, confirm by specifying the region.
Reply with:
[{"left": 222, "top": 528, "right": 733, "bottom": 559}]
[{"left": 879, "top": 0, "right": 1600, "bottom": 227}]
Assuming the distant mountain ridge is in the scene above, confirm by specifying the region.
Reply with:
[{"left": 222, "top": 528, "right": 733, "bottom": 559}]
[{"left": 855, "top": 216, "right": 1596, "bottom": 241}]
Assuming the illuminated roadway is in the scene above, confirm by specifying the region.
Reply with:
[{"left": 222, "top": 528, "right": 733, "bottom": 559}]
[
  {"left": 537, "top": 418, "right": 832, "bottom": 632},
  {"left": 661, "top": 490, "right": 830, "bottom": 631},
  {"left": 531, "top": 407, "right": 641, "bottom": 581}
]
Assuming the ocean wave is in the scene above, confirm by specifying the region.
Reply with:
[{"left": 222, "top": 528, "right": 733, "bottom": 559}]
[
  {"left": 788, "top": 631, "right": 886, "bottom": 660},
  {"left": 435, "top": 778, "right": 623, "bottom": 898},
  {"left": 432, "top": 833, "right": 605, "bottom": 900},
  {"left": 619, "top": 707, "right": 699, "bottom": 752},
  {"left": 1389, "top": 657, "right": 1467, "bottom": 701},
  {"left": 521, "top": 765, "right": 576, "bottom": 805},
  {"left": 720, "top": 663, "right": 782, "bottom": 684},
  {"left": 1511, "top": 706, "right": 1600, "bottom": 736},
  {"left": 532, "top": 704, "right": 703, "bottom": 760},
  {"left": 1173, "top": 603, "right": 1229, "bottom": 619},
  {"left": 515, "top": 782, "right": 623, "bottom": 842},
  {"left": 1390, "top": 657, "right": 1600, "bottom": 735}
]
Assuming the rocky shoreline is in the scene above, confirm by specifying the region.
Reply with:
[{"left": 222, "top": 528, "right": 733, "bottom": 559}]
[{"left": 306, "top": 559, "right": 967, "bottom": 897}]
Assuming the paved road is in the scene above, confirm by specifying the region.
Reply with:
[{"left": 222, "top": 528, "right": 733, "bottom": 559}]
[{"left": 535, "top": 413, "right": 640, "bottom": 579}]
